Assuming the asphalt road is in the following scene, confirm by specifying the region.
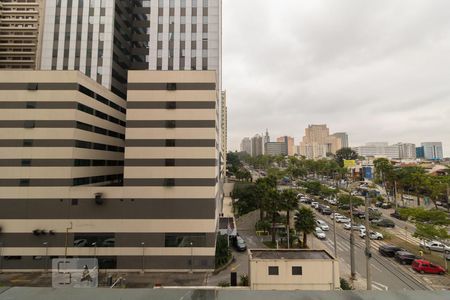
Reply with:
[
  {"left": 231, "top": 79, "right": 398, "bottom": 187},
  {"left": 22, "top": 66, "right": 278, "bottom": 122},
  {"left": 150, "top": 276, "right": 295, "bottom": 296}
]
[{"left": 312, "top": 208, "right": 432, "bottom": 290}]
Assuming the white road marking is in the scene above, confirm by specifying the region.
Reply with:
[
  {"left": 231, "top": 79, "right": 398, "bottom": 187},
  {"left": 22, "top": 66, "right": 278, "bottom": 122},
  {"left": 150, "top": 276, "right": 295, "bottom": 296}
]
[
  {"left": 372, "top": 264, "right": 382, "bottom": 272},
  {"left": 372, "top": 281, "right": 389, "bottom": 291}
]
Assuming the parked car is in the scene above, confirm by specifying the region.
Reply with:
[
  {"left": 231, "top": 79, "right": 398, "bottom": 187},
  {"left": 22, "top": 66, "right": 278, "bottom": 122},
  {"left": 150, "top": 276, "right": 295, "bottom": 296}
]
[
  {"left": 371, "top": 218, "right": 395, "bottom": 228},
  {"left": 322, "top": 207, "right": 332, "bottom": 215},
  {"left": 338, "top": 204, "right": 350, "bottom": 211},
  {"left": 330, "top": 212, "right": 342, "bottom": 220},
  {"left": 344, "top": 223, "right": 365, "bottom": 231},
  {"left": 412, "top": 259, "right": 446, "bottom": 275},
  {"left": 419, "top": 240, "right": 450, "bottom": 253},
  {"left": 311, "top": 202, "right": 319, "bottom": 209},
  {"left": 390, "top": 210, "right": 407, "bottom": 221},
  {"left": 314, "top": 227, "right": 326, "bottom": 239},
  {"left": 359, "top": 229, "right": 383, "bottom": 240},
  {"left": 316, "top": 220, "right": 329, "bottom": 231},
  {"left": 375, "top": 201, "right": 383, "bottom": 208},
  {"left": 335, "top": 216, "right": 351, "bottom": 223},
  {"left": 234, "top": 236, "right": 247, "bottom": 251},
  {"left": 381, "top": 203, "right": 392, "bottom": 209},
  {"left": 378, "top": 244, "right": 404, "bottom": 257},
  {"left": 395, "top": 251, "right": 417, "bottom": 265}
]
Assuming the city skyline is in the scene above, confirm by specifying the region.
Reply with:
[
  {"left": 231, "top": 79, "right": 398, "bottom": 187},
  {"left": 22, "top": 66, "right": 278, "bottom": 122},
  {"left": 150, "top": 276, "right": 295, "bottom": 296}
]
[{"left": 223, "top": 0, "right": 450, "bottom": 156}]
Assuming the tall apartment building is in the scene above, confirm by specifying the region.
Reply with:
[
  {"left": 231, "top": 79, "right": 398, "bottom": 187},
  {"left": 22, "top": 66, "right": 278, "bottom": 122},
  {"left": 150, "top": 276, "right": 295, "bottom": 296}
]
[
  {"left": 265, "top": 142, "right": 287, "bottom": 156},
  {"left": 331, "top": 132, "right": 348, "bottom": 148},
  {"left": 397, "top": 143, "right": 416, "bottom": 159},
  {"left": 421, "top": 142, "right": 443, "bottom": 160},
  {"left": 220, "top": 90, "right": 226, "bottom": 175},
  {"left": 251, "top": 134, "right": 263, "bottom": 157},
  {"left": 40, "top": 0, "right": 148, "bottom": 98},
  {"left": 299, "top": 125, "right": 342, "bottom": 159},
  {"left": 277, "top": 136, "right": 294, "bottom": 156},
  {"left": 240, "top": 137, "right": 251, "bottom": 155},
  {"left": 0, "top": 0, "right": 43, "bottom": 69}
]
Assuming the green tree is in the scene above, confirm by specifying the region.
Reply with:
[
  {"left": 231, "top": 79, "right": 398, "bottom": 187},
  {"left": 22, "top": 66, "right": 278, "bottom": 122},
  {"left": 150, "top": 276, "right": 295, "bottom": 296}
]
[
  {"left": 255, "top": 175, "right": 278, "bottom": 220},
  {"left": 215, "top": 234, "right": 231, "bottom": 268},
  {"left": 335, "top": 147, "right": 358, "bottom": 167},
  {"left": 262, "top": 188, "right": 282, "bottom": 243},
  {"left": 280, "top": 189, "right": 299, "bottom": 247},
  {"left": 338, "top": 194, "right": 364, "bottom": 207},
  {"left": 295, "top": 207, "right": 316, "bottom": 248}
]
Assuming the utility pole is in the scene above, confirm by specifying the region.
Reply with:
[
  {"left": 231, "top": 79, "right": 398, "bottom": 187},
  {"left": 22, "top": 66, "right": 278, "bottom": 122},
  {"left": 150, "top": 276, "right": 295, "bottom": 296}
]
[
  {"left": 349, "top": 195, "right": 356, "bottom": 279},
  {"left": 394, "top": 180, "right": 398, "bottom": 209},
  {"left": 333, "top": 211, "right": 337, "bottom": 258},
  {"left": 364, "top": 194, "right": 372, "bottom": 290}
]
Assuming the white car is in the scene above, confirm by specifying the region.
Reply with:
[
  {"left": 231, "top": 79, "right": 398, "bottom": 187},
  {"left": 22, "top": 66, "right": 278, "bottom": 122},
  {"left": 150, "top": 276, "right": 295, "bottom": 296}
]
[
  {"left": 311, "top": 202, "right": 319, "bottom": 209},
  {"left": 344, "top": 223, "right": 365, "bottom": 231},
  {"left": 328, "top": 199, "right": 337, "bottom": 205},
  {"left": 359, "top": 229, "right": 383, "bottom": 240},
  {"left": 330, "top": 212, "right": 342, "bottom": 220},
  {"left": 335, "top": 216, "right": 351, "bottom": 223},
  {"left": 316, "top": 220, "right": 329, "bottom": 231},
  {"left": 420, "top": 240, "right": 450, "bottom": 253},
  {"left": 314, "top": 227, "right": 326, "bottom": 239}
]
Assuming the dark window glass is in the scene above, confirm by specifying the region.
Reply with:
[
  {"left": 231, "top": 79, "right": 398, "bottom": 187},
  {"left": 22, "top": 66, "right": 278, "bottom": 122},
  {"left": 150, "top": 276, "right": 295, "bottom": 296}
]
[
  {"left": 292, "top": 266, "right": 302, "bottom": 275},
  {"left": 71, "top": 199, "right": 79, "bottom": 205},
  {"left": 21, "top": 159, "right": 31, "bottom": 166},
  {"left": 19, "top": 179, "right": 30, "bottom": 186},
  {"left": 166, "top": 139, "right": 175, "bottom": 147},
  {"left": 24, "top": 121, "right": 35, "bottom": 128},
  {"left": 26, "top": 102, "right": 36, "bottom": 109},
  {"left": 268, "top": 266, "right": 279, "bottom": 275},
  {"left": 164, "top": 233, "right": 207, "bottom": 247},
  {"left": 23, "top": 140, "right": 33, "bottom": 147}
]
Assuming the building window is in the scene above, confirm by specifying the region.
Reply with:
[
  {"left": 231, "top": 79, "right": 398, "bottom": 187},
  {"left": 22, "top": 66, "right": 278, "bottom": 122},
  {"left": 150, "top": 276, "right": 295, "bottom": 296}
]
[
  {"left": 292, "top": 266, "right": 302, "bottom": 275},
  {"left": 203, "top": 0, "right": 208, "bottom": 7},
  {"left": 268, "top": 266, "right": 279, "bottom": 275},
  {"left": 191, "top": 16, "right": 197, "bottom": 24}
]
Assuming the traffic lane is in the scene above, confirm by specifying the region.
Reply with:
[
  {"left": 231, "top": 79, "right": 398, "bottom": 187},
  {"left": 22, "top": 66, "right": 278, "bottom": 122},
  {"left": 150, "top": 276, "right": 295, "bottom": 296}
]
[{"left": 315, "top": 214, "right": 429, "bottom": 290}]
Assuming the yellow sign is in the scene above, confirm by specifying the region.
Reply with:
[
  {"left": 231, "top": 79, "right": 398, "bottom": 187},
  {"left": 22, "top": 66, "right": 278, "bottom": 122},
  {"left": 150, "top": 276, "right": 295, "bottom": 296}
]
[{"left": 343, "top": 160, "right": 356, "bottom": 168}]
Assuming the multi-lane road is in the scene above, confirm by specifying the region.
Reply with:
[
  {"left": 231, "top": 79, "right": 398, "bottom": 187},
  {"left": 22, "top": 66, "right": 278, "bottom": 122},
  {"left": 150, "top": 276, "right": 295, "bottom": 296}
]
[{"left": 309, "top": 207, "right": 436, "bottom": 290}]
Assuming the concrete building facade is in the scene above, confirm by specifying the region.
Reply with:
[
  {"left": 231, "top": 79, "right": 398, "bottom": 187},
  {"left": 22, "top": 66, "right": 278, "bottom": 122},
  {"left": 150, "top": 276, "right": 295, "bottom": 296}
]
[
  {"left": 353, "top": 142, "right": 400, "bottom": 159},
  {"left": 421, "top": 142, "right": 443, "bottom": 160},
  {"left": 397, "top": 143, "right": 416, "bottom": 159},
  {"left": 331, "top": 132, "right": 348, "bottom": 148},
  {"left": 248, "top": 249, "right": 340, "bottom": 291},
  {"left": 264, "top": 142, "right": 287, "bottom": 156},
  {"left": 299, "top": 125, "right": 342, "bottom": 159},
  {"left": 251, "top": 134, "right": 263, "bottom": 157},
  {"left": 0, "top": 0, "right": 44, "bottom": 69},
  {"left": 240, "top": 137, "right": 251, "bottom": 155},
  {"left": 0, "top": 70, "right": 219, "bottom": 272},
  {"left": 277, "top": 136, "right": 294, "bottom": 156}
]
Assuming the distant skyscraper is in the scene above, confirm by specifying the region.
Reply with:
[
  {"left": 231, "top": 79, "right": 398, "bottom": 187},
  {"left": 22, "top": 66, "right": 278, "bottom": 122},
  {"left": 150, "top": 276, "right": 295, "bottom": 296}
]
[
  {"left": 332, "top": 132, "right": 348, "bottom": 148},
  {"left": 353, "top": 142, "right": 400, "bottom": 159},
  {"left": 421, "top": 142, "right": 443, "bottom": 160},
  {"left": 240, "top": 137, "right": 252, "bottom": 155},
  {"left": 265, "top": 142, "right": 288, "bottom": 156},
  {"left": 0, "top": 0, "right": 43, "bottom": 69},
  {"left": 251, "top": 134, "right": 263, "bottom": 157},
  {"left": 299, "top": 124, "right": 341, "bottom": 159}
]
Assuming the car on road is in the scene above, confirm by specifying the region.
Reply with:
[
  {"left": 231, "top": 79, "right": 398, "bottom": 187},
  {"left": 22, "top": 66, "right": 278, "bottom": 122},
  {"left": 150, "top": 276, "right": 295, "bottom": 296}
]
[
  {"left": 359, "top": 229, "right": 383, "bottom": 240},
  {"left": 316, "top": 220, "right": 329, "bottom": 231},
  {"left": 311, "top": 202, "right": 319, "bottom": 209},
  {"left": 338, "top": 204, "right": 350, "bottom": 211},
  {"left": 234, "top": 236, "right": 247, "bottom": 251},
  {"left": 330, "top": 212, "right": 342, "bottom": 220},
  {"left": 390, "top": 210, "right": 407, "bottom": 221},
  {"left": 381, "top": 203, "right": 392, "bottom": 209},
  {"left": 378, "top": 244, "right": 404, "bottom": 257},
  {"left": 344, "top": 223, "right": 365, "bottom": 231},
  {"left": 321, "top": 207, "right": 332, "bottom": 215},
  {"left": 371, "top": 218, "right": 395, "bottom": 228},
  {"left": 335, "top": 216, "right": 351, "bottom": 223},
  {"left": 395, "top": 251, "right": 417, "bottom": 265},
  {"left": 419, "top": 240, "right": 450, "bottom": 253},
  {"left": 412, "top": 259, "right": 446, "bottom": 275},
  {"left": 314, "top": 227, "right": 326, "bottom": 239}
]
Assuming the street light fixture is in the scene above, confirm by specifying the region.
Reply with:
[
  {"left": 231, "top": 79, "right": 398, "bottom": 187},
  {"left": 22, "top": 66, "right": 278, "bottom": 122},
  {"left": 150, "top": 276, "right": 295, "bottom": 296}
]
[{"left": 141, "top": 242, "right": 145, "bottom": 273}]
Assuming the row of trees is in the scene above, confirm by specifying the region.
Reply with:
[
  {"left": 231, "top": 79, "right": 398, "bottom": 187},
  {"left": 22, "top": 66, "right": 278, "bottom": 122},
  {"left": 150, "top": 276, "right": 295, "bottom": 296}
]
[{"left": 373, "top": 158, "right": 450, "bottom": 208}]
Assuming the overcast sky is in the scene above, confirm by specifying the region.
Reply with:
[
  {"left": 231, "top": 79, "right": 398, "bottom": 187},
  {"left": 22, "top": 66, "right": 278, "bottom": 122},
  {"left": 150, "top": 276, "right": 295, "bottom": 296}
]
[{"left": 223, "top": 0, "right": 450, "bottom": 156}]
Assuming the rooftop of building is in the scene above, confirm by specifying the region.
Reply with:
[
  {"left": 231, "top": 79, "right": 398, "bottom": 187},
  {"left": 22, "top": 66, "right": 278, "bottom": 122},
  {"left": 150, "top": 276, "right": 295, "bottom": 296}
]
[
  {"left": 249, "top": 249, "right": 334, "bottom": 260},
  {"left": 218, "top": 216, "right": 235, "bottom": 230}
]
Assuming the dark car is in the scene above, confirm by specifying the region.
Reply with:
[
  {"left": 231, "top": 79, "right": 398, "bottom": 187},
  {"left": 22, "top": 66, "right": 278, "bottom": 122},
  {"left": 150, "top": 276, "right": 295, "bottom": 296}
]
[
  {"left": 372, "top": 218, "right": 395, "bottom": 228},
  {"left": 322, "top": 207, "right": 332, "bottom": 215},
  {"left": 390, "top": 210, "right": 407, "bottom": 221},
  {"left": 339, "top": 204, "right": 350, "bottom": 211},
  {"left": 379, "top": 244, "right": 403, "bottom": 257},
  {"left": 375, "top": 201, "right": 383, "bottom": 208},
  {"left": 395, "top": 251, "right": 417, "bottom": 265}
]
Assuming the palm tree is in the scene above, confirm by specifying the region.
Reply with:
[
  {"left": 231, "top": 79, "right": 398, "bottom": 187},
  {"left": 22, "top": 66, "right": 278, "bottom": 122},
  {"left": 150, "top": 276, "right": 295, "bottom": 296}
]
[
  {"left": 280, "top": 189, "right": 299, "bottom": 248},
  {"left": 262, "top": 189, "right": 282, "bottom": 243},
  {"left": 294, "top": 207, "right": 316, "bottom": 248}
]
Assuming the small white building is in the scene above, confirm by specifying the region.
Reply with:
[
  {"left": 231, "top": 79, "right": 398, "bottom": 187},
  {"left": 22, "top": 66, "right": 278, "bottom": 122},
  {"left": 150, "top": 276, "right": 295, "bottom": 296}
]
[{"left": 248, "top": 249, "right": 339, "bottom": 291}]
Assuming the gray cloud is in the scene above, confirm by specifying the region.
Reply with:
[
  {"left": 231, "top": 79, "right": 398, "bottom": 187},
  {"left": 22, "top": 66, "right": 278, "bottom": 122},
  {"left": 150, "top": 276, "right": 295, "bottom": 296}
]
[{"left": 223, "top": 0, "right": 450, "bottom": 156}]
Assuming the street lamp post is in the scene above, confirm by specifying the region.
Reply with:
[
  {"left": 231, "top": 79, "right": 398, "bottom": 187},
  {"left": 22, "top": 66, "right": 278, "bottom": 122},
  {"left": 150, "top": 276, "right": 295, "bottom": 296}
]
[
  {"left": 189, "top": 241, "right": 193, "bottom": 274},
  {"left": 92, "top": 242, "right": 97, "bottom": 260},
  {"left": 43, "top": 242, "right": 49, "bottom": 273},
  {"left": 349, "top": 195, "right": 356, "bottom": 279},
  {"left": 141, "top": 242, "right": 145, "bottom": 273},
  {"left": 364, "top": 195, "right": 372, "bottom": 290},
  {"left": 333, "top": 211, "right": 337, "bottom": 258}
]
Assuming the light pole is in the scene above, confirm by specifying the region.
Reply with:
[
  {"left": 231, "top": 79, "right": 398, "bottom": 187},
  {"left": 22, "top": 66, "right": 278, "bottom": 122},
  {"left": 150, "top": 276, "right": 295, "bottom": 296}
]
[
  {"left": 43, "top": 242, "right": 49, "bottom": 273},
  {"left": 0, "top": 242, "right": 3, "bottom": 273},
  {"left": 364, "top": 194, "right": 372, "bottom": 290},
  {"left": 92, "top": 242, "right": 97, "bottom": 261},
  {"left": 189, "top": 241, "right": 193, "bottom": 274},
  {"left": 349, "top": 194, "right": 356, "bottom": 279},
  {"left": 141, "top": 242, "right": 145, "bottom": 273},
  {"left": 333, "top": 211, "right": 337, "bottom": 258}
]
